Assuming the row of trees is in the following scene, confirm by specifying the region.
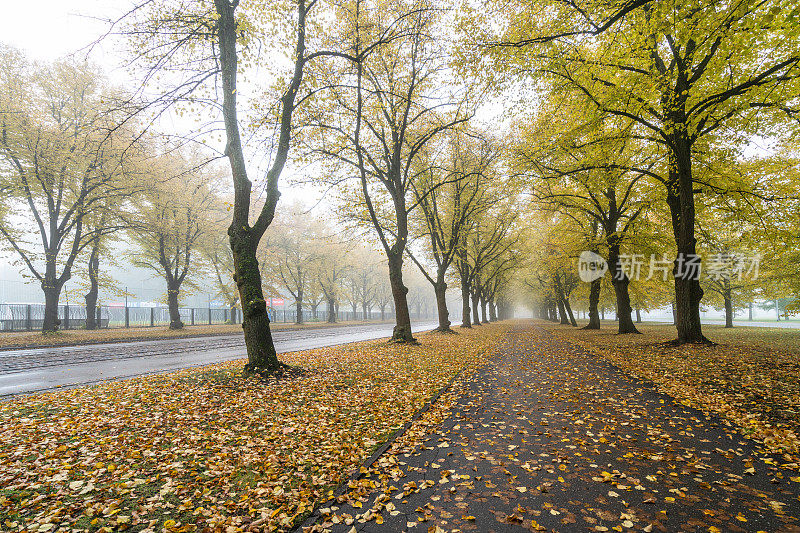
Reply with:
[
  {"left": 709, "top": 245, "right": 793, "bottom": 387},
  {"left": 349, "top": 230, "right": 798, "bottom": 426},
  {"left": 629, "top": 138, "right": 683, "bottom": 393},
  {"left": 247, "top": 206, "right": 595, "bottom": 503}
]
[
  {"left": 0, "top": 48, "right": 442, "bottom": 330},
  {"left": 0, "top": 45, "right": 518, "bottom": 350},
  {"left": 473, "top": 0, "right": 799, "bottom": 340},
  {"left": 14, "top": 0, "right": 791, "bottom": 369},
  {"left": 104, "top": 0, "right": 525, "bottom": 371}
]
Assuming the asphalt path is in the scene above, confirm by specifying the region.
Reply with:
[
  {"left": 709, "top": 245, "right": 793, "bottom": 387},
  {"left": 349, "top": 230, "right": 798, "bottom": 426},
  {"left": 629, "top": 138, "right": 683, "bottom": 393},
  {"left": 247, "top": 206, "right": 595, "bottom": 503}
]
[
  {"left": 312, "top": 323, "right": 800, "bottom": 533},
  {"left": 0, "top": 321, "right": 438, "bottom": 396}
]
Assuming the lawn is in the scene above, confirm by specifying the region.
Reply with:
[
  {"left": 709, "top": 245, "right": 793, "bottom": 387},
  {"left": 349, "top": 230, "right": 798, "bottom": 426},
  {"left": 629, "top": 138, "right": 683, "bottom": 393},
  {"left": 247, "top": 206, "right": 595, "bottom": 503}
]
[
  {"left": 538, "top": 320, "right": 800, "bottom": 462},
  {"left": 0, "top": 320, "right": 396, "bottom": 350},
  {"left": 0, "top": 323, "right": 508, "bottom": 532}
]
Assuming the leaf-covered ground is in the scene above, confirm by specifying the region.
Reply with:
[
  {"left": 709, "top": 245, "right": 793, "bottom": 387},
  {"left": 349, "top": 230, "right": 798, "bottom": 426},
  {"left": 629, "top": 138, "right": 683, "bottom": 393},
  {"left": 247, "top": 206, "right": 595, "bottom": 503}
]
[
  {"left": 309, "top": 323, "right": 800, "bottom": 533},
  {"left": 0, "top": 320, "right": 395, "bottom": 350},
  {"left": 537, "top": 321, "right": 800, "bottom": 459},
  {"left": 0, "top": 323, "right": 508, "bottom": 532}
]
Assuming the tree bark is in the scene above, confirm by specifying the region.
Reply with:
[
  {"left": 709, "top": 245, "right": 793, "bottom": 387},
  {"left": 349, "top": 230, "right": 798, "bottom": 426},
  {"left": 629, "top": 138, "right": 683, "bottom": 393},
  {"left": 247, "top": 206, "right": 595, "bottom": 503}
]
[
  {"left": 460, "top": 277, "right": 472, "bottom": 328},
  {"left": 583, "top": 278, "right": 601, "bottom": 330},
  {"left": 563, "top": 297, "right": 577, "bottom": 327},
  {"left": 724, "top": 285, "right": 733, "bottom": 328},
  {"left": 554, "top": 275, "right": 577, "bottom": 327},
  {"left": 748, "top": 302, "right": 753, "bottom": 321},
  {"left": 556, "top": 297, "right": 569, "bottom": 325},
  {"left": 42, "top": 281, "right": 63, "bottom": 332},
  {"left": 85, "top": 242, "right": 100, "bottom": 330},
  {"left": 230, "top": 235, "right": 279, "bottom": 371},
  {"left": 295, "top": 287, "right": 303, "bottom": 325},
  {"left": 327, "top": 297, "right": 336, "bottom": 323},
  {"left": 608, "top": 245, "right": 639, "bottom": 334},
  {"left": 433, "top": 280, "right": 452, "bottom": 332},
  {"left": 471, "top": 291, "right": 481, "bottom": 325},
  {"left": 635, "top": 308, "right": 642, "bottom": 323},
  {"left": 388, "top": 252, "right": 415, "bottom": 342},
  {"left": 216, "top": 0, "right": 302, "bottom": 373},
  {"left": 167, "top": 284, "right": 184, "bottom": 330},
  {"left": 489, "top": 301, "right": 498, "bottom": 322},
  {"left": 666, "top": 131, "right": 708, "bottom": 343}
]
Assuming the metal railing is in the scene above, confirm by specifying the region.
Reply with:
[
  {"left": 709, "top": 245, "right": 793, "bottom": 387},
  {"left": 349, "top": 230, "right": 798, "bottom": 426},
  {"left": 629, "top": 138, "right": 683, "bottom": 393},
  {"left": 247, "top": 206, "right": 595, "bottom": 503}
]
[
  {"left": 0, "top": 303, "right": 243, "bottom": 331},
  {"left": 0, "top": 303, "right": 409, "bottom": 331}
]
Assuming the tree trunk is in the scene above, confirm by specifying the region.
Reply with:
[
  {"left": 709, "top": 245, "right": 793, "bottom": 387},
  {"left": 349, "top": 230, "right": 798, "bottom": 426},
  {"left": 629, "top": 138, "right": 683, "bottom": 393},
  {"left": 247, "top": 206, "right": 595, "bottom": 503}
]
[
  {"left": 671, "top": 302, "right": 677, "bottom": 325},
  {"left": 295, "top": 287, "right": 303, "bottom": 324},
  {"left": 635, "top": 308, "right": 642, "bottom": 323},
  {"left": 666, "top": 132, "right": 707, "bottom": 344},
  {"left": 388, "top": 252, "right": 414, "bottom": 342},
  {"left": 471, "top": 291, "right": 481, "bottom": 325},
  {"left": 583, "top": 278, "right": 601, "bottom": 330},
  {"left": 479, "top": 295, "right": 489, "bottom": 324},
  {"left": 724, "top": 285, "right": 733, "bottom": 328},
  {"left": 489, "top": 301, "right": 498, "bottom": 322},
  {"left": 230, "top": 235, "right": 280, "bottom": 372},
  {"left": 608, "top": 245, "right": 640, "bottom": 334},
  {"left": 433, "top": 280, "right": 452, "bottom": 332},
  {"left": 84, "top": 243, "right": 100, "bottom": 330},
  {"left": 230, "top": 303, "right": 237, "bottom": 324},
  {"left": 380, "top": 304, "right": 386, "bottom": 321},
  {"left": 748, "top": 302, "right": 753, "bottom": 321},
  {"left": 556, "top": 297, "right": 569, "bottom": 325},
  {"left": 217, "top": 0, "right": 291, "bottom": 373},
  {"left": 167, "top": 284, "right": 184, "bottom": 330},
  {"left": 327, "top": 297, "right": 336, "bottom": 323},
  {"left": 460, "top": 277, "right": 472, "bottom": 328},
  {"left": 42, "top": 281, "right": 63, "bottom": 332},
  {"left": 601, "top": 306, "right": 606, "bottom": 320},
  {"left": 549, "top": 300, "right": 558, "bottom": 322},
  {"left": 563, "top": 297, "right": 577, "bottom": 327}
]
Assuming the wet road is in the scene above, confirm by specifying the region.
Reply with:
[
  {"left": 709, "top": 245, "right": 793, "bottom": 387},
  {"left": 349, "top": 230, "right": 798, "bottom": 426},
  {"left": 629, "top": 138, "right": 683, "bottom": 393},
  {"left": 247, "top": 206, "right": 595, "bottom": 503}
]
[{"left": 0, "top": 321, "right": 437, "bottom": 396}]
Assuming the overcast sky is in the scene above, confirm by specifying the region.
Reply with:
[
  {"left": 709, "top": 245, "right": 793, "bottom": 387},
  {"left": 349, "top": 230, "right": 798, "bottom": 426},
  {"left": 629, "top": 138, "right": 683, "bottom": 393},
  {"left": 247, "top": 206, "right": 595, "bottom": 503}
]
[
  {"left": 0, "top": 1, "right": 503, "bottom": 303},
  {"left": 1, "top": 1, "right": 129, "bottom": 63}
]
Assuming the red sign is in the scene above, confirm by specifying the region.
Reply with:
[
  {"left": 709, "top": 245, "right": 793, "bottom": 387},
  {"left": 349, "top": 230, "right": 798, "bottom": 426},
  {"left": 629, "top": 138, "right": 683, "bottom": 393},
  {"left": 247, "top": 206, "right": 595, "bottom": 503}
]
[{"left": 268, "top": 298, "right": 285, "bottom": 307}]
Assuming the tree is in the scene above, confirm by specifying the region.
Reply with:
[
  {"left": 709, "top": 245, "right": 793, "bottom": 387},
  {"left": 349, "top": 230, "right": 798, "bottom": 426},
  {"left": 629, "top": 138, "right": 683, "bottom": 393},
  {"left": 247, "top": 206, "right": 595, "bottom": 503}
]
[
  {"left": 203, "top": 205, "right": 239, "bottom": 320},
  {"left": 520, "top": 211, "right": 585, "bottom": 326},
  {"left": 463, "top": 206, "right": 517, "bottom": 326},
  {"left": 345, "top": 248, "right": 381, "bottom": 320},
  {"left": 128, "top": 154, "right": 217, "bottom": 329},
  {"left": 311, "top": 0, "right": 468, "bottom": 342},
  {"left": 696, "top": 184, "right": 766, "bottom": 328},
  {"left": 82, "top": 210, "right": 116, "bottom": 330},
  {"left": 261, "top": 208, "right": 325, "bottom": 325},
  {"left": 374, "top": 274, "right": 394, "bottom": 321},
  {"left": 473, "top": 0, "right": 800, "bottom": 343},
  {"left": 0, "top": 48, "right": 137, "bottom": 332},
  {"left": 313, "top": 237, "right": 350, "bottom": 323},
  {"left": 406, "top": 128, "right": 498, "bottom": 332},
  {"left": 122, "top": 0, "right": 352, "bottom": 371},
  {"left": 512, "top": 92, "right": 657, "bottom": 333}
]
